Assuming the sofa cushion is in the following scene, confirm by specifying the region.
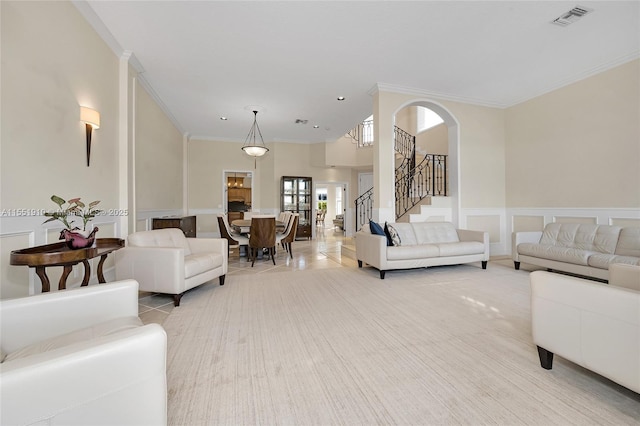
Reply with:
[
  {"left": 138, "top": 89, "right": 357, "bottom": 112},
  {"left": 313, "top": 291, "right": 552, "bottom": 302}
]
[
  {"left": 388, "top": 223, "right": 418, "bottom": 246},
  {"left": 3, "top": 316, "right": 142, "bottom": 363},
  {"left": 587, "top": 253, "right": 640, "bottom": 269},
  {"left": 615, "top": 227, "right": 640, "bottom": 257},
  {"left": 128, "top": 228, "right": 192, "bottom": 256},
  {"left": 184, "top": 252, "right": 224, "bottom": 278},
  {"left": 385, "top": 223, "right": 402, "bottom": 246},
  {"left": 539, "top": 223, "right": 621, "bottom": 254},
  {"left": 412, "top": 222, "right": 460, "bottom": 244},
  {"left": 437, "top": 241, "right": 486, "bottom": 257},
  {"left": 518, "top": 243, "right": 596, "bottom": 266},
  {"left": 387, "top": 244, "right": 439, "bottom": 260}
]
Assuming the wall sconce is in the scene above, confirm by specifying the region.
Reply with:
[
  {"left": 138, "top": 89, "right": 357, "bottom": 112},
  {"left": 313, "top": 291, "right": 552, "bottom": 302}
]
[{"left": 80, "top": 106, "right": 100, "bottom": 167}]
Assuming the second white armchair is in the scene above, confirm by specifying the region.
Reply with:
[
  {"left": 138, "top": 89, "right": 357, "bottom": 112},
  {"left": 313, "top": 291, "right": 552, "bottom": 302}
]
[{"left": 115, "top": 228, "right": 228, "bottom": 306}]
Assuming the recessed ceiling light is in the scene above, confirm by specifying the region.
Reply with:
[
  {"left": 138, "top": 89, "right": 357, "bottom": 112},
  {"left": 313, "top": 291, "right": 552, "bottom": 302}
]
[
  {"left": 220, "top": 116, "right": 228, "bottom": 120},
  {"left": 337, "top": 96, "right": 345, "bottom": 101},
  {"left": 313, "top": 125, "right": 319, "bottom": 129}
]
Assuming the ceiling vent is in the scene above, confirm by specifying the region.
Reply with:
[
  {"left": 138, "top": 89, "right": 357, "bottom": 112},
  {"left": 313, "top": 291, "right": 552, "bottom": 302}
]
[
  {"left": 552, "top": 6, "right": 593, "bottom": 26},
  {"left": 295, "top": 119, "right": 308, "bottom": 124}
]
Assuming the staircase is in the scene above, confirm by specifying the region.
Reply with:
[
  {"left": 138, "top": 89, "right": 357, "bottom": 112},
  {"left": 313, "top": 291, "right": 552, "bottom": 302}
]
[{"left": 354, "top": 124, "right": 448, "bottom": 230}]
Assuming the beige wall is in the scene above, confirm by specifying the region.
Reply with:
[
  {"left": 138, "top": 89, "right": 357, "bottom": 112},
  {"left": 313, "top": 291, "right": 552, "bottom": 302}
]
[
  {"left": 417, "top": 123, "right": 448, "bottom": 155},
  {"left": 0, "top": 1, "right": 185, "bottom": 297},
  {"left": 1, "top": 1, "right": 119, "bottom": 211},
  {"left": 135, "top": 82, "right": 183, "bottom": 211},
  {"left": 505, "top": 59, "right": 640, "bottom": 208}
]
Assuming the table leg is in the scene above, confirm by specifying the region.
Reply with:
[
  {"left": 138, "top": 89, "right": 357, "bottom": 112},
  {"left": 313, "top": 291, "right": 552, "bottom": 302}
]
[
  {"left": 59, "top": 265, "right": 72, "bottom": 290},
  {"left": 97, "top": 254, "right": 108, "bottom": 283},
  {"left": 81, "top": 260, "right": 91, "bottom": 286},
  {"left": 35, "top": 266, "right": 50, "bottom": 292}
]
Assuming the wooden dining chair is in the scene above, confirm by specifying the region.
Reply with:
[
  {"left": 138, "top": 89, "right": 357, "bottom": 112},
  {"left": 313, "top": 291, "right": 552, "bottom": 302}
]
[
  {"left": 248, "top": 216, "right": 276, "bottom": 267},
  {"left": 217, "top": 214, "right": 249, "bottom": 256},
  {"left": 278, "top": 214, "right": 299, "bottom": 258}
]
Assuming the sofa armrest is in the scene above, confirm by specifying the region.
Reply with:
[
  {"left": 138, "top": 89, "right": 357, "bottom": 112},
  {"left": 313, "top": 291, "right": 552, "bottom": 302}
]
[
  {"left": 530, "top": 271, "right": 639, "bottom": 393},
  {"left": 609, "top": 263, "right": 640, "bottom": 291},
  {"left": 115, "top": 247, "right": 184, "bottom": 294},
  {"left": 0, "top": 324, "right": 167, "bottom": 426},
  {"left": 512, "top": 231, "right": 543, "bottom": 261},
  {"left": 187, "top": 237, "right": 228, "bottom": 255},
  {"left": 0, "top": 280, "right": 139, "bottom": 353},
  {"left": 457, "top": 229, "right": 490, "bottom": 260},
  {"left": 355, "top": 231, "right": 387, "bottom": 270}
]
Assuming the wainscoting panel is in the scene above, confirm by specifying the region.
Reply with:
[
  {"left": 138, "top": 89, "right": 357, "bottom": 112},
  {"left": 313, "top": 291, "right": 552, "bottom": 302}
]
[
  {"left": 512, "top": 215, "right": 545, "bottom": 233},
  {"left": 611, "top": 217, "right": 640, "bottom": 227},
  {"left": 1, "top": 232, "right": 33, "bottom": 298},
  {"left": 461, "top": 209, "right": 507, "bottom": 256},
  {"left": 554, "top": 216, "right": 597, "bottom": 224}
]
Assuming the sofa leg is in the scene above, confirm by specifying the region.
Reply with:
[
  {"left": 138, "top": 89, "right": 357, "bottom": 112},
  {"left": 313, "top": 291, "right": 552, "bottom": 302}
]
[
  {"left": 514, "top": 261, "right": 520, "bottom": 270},
  {"left": 482, "top": 261, "right": 487, "bottom": 269},
  {"left": 380, "top": 270, "right": 386, "bottom": 279},
  {"left": 357, "top": 260, "right": 362, "bottom": 268},
  {"left": 219, "top": 274, "right": 226, "bottom": 286},
  {"left": 537, "top": 346, "right": 554, "bottom": 370},
  {"left": 173, "top": 293, "right": 184, "bottom": 307}
]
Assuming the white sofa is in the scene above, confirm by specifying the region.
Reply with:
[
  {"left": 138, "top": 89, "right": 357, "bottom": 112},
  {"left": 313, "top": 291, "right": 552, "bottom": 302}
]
[
  {"left": 115, "top": 228, "right": 228, "bottom": 306},
  {"left": 0, "top": 280, "right": 167, "bottom": 426},
  {"left": 355, "top": 221, "right": 490, "bottom": 279},
  {"left": 530, "top": 264, "right": 640, "bottom": 393},
  {"left": 513, "top": 223, "right": 640, "bottom": 280}
]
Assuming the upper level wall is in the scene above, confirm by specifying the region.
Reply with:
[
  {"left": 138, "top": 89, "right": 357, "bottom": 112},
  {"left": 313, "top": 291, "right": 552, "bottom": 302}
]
[
  {"left": 135, "top": 82, "right": 183, "bottom": 211},
  {"left": 505, "top": 59, "right": 640, "bottom": 209}
]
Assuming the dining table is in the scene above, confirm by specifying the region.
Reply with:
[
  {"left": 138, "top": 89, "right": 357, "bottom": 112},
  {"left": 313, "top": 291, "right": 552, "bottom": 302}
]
[{"left": 231, "top": 218, "right": 286, "bottom": 235}]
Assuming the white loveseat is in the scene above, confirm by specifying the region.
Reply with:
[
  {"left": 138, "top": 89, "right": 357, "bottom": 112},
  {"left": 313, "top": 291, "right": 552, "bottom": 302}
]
[
  {"left": 513, "top": 223, "right": 640, "bottom": 280},
  {"left": 115, "top": 228, "right": 228, "bottom": 306},
  {"left": 530, "top": 264, "right": 640, "bottom": 393},
  {"left": 0, "top": 280, "right": 167, "bottom": 426},
  {"left": 355, "top": 221, "right": 490, "bottom": 279}
]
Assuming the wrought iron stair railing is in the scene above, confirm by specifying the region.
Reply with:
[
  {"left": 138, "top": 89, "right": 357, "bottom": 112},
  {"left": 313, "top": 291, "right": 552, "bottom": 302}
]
[{"left": 353, "top": 123, "right": 448, "bottom": 230}]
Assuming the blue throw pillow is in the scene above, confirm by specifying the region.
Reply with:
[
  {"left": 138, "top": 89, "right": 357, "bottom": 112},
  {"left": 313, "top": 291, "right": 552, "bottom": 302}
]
[{"left": 370, "top": 220, "right": 391, "bottom": 246}]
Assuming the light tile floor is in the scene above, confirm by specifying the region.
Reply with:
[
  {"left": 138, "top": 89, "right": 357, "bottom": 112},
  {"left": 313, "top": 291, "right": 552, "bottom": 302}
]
[{"left": 138, "top": 226, "right": 355, "bottom": 324}]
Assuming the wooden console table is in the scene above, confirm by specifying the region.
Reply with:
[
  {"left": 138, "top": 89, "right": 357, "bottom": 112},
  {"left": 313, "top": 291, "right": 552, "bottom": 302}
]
[{"left": 10, "top": 238, "right": 125, "bottom": 292}]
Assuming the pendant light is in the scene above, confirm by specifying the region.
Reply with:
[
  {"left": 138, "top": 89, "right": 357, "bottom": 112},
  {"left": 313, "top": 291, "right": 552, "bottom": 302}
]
[{"left": 241, "top": 110, "right": 269, "bottom": 167}]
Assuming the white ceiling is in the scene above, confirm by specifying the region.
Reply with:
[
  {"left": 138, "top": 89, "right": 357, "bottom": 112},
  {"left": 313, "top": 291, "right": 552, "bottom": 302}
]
[{"left": 78, "top": 1, "right": 639, "bottom": 143}]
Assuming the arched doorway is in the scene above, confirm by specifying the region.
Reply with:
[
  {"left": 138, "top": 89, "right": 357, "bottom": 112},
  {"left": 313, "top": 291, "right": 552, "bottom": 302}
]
[{"left": 393, "top": 100, "right": 460, "bottom": 225}]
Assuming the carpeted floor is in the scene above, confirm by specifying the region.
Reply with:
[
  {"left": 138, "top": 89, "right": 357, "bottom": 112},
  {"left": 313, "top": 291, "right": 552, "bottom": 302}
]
[{"left": 163, "top": 262, "right": 640, "bottom": 425}]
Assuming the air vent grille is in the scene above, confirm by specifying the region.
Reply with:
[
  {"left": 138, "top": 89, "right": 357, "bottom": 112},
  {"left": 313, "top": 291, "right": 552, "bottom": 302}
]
[{"left": 552, "top": 5, "right": 593, "bottom": 26}]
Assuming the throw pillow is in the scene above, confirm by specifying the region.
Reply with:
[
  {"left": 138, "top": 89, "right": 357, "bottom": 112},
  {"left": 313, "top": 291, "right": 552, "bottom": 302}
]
[
  {"left": 369, "top": 220, "right": 387, "bottom": 242},
  {"left": 383, "top": 222, "right": 394, "bottom": 247},
  {"left": 386, "top": 223, "right": 402, "bottom": 246}
]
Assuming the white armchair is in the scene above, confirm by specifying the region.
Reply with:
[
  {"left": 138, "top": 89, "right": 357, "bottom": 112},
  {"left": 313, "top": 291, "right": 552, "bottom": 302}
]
[
  {"left": 530, "top": 263, "right": 640, "bottom": 393},
  {"left": 0, "top": 280, "right": 167, "bottom": 426},
  {"left": 115, "top": 228, "right": 228, "bottom": 306}
]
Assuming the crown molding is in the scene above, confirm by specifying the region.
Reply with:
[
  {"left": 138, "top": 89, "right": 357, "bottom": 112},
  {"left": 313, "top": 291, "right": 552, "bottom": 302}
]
[
  {"left": 73, "top": 1, "right": 185, "bottom": 135},
  {"left": 371, "top": 51, "right": 640, "bottom": 110},
  {"left": 507, "top": 51, "right": 640, "bottom": 106},
  {"left": 369, "top": 83, "right": 509, "bottom": 109}
]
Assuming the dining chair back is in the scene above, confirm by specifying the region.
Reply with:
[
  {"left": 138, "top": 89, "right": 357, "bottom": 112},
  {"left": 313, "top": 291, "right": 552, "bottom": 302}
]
[
  {"left": 248, "top": 216, "right": 276, "bottom": 267},
  {"left": 217, "top": 214, "right": 249, "bottom": 255},
  {"left": 280, "top": 214, "right": 299, "bottom": 258}
]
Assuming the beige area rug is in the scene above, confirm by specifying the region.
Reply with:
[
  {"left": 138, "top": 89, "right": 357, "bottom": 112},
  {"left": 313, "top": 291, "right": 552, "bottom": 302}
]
[{"left": 163, "top": 263, "right": 640, "bottom": 425}]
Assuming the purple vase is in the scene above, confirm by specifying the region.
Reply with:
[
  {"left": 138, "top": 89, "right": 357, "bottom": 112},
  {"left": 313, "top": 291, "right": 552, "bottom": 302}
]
[{"left": 60, "top": 227, "right": 99, "bottom": 249}]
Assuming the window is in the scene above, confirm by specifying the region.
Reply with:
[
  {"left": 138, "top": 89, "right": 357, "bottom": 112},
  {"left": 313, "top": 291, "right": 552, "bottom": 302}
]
[
  {"left": 417, "top": 108, "right": 444, "bottom": 133},
  {"left": 317, "top": 188, "right": 327, "bottom": 210}
]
